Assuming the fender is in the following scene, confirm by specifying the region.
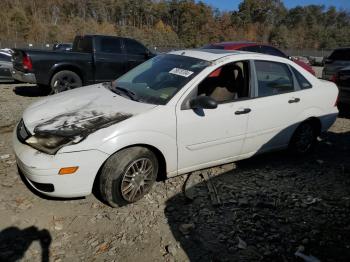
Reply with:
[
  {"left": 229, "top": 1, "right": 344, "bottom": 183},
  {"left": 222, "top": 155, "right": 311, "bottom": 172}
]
[
  {"left": 48, "top": 62, "right": 85, "bottom": 84},
  {"left": 97, "top": 130, "right": 178, "bottom": 177},
  {"left": 295, "top": 106, "right": 323, "bottom": 123}
]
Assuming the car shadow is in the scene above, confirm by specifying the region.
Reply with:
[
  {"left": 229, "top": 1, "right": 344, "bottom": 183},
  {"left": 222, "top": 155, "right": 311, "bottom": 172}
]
[
  {"left": 13, "top": 85, "right": 51, "bottom": 97},
  {"left": 165, "top": 131, "right": 350, "bottom": 261},
  {"left": 0, "top": 226, "right": 51, "bottom": 262}
]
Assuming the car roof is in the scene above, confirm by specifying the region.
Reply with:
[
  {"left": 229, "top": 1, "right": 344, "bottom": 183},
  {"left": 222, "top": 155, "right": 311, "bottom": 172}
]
[
  {"left": 169, "top": 49, "right": 245, "bottom": 61},
  {"left": 168, "top": 49, "right": 288, "bottom": 62}
]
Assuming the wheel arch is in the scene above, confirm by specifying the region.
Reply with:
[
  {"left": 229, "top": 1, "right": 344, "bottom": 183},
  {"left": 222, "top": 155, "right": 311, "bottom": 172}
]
[
  {"left": 49, "top": 64, "right": 84, "bottom": 86},
  {"left": 93, "top": 143, "right": 168, "bottom": 193},
  {"left": 306, "top": 116, "right": 322, "bottom": 136}
]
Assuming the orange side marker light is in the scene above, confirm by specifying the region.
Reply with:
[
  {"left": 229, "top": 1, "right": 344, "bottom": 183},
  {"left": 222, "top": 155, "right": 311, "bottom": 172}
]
[{"left": 59, "top": 166, "right": 79, "bottom": 175}]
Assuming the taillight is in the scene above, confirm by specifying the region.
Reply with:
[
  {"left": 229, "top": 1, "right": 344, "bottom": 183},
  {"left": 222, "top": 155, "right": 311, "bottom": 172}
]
[{"left": 22, "top": 54, "right": 33, "bottom": 71}]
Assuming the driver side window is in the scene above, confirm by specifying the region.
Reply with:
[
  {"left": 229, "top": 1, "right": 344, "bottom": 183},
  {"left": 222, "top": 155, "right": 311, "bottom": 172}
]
[{"left": 197, "top": 61, "right": 251, "bottom": 104}]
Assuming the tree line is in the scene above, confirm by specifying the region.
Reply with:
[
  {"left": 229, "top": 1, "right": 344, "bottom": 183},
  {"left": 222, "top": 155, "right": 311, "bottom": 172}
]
[{"left": 0, "top": 0, "right": 349, "bottom": 50}]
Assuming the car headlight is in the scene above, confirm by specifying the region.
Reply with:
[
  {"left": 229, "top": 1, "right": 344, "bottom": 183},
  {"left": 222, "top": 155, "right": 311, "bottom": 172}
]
[{"left": 25, "top": 134, "right": 73, "bottom": 155}]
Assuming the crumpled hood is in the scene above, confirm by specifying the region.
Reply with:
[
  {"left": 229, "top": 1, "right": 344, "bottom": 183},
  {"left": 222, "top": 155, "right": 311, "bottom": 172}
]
[{"left": 22, "top": 84, "right": 156, "bottom": 137}]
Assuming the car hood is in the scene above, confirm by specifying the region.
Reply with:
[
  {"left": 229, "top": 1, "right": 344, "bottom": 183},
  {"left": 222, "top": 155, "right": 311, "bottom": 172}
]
[{"left": 22, "top": 83, "right": 157, "bottom": 138}]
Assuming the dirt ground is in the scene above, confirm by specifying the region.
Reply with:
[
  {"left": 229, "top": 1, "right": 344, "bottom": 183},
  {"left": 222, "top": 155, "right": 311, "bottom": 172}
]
[{"left": 0, "top": 81, "right": 350, "bottom": 262}]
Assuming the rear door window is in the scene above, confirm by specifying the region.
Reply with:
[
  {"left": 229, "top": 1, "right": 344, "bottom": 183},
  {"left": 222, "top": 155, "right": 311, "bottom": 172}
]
[
  {"left": 100, "top": 37, "right": 122, "bottom": 53},
  {"left": 291, "top": 67, "right": 312, "bottom": 89},
  {"left": 73, "top": 36, "right": 92, "bottom": 53},
  {"left": 255, "top": 60, "right": 294, "bottom": 97}
]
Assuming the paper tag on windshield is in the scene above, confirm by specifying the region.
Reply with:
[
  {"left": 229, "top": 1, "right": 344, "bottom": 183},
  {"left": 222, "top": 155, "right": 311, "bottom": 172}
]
[{"left": 169, "top": 68, "right": 194, "bottom": 78}]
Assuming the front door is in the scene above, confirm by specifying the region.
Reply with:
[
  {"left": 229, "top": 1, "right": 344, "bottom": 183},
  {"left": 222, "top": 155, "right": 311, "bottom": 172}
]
[{"left": 176, "top": 61, "right": 252, "bottom": 173}]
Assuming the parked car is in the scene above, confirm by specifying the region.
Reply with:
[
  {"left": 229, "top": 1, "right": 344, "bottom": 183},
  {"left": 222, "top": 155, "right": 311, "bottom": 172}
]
[
  {"left": 323, "top": 47, "right": 350, "bottom": 80},
  {"left": 0, "top": 51, "right": 14, "bottom": 82},
  {"left": 202, "top": 42, "right": 316, "bottom": 75},
  {"left": 14, "top": 49, "right": 338, "bottom": 207},
  {"left": 292, "top": 56, "right": 310, "bottom": 65},
  {"left": 333, "top": 66, "right": 350, "bottom": 104},
  {"left": 11, "top": 35, "right": 154, "bottom": 93},
  {"left": 309, "top": 56, "right": 324, "bottom": 66},
  {"left": 52, "top": 43, "right": 72, "bottom": 51}
]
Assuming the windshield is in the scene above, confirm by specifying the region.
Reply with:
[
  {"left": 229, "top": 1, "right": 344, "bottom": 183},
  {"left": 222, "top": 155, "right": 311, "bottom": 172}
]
[{"left": 111, "top": 54, "right": 210, "bottom": 105}]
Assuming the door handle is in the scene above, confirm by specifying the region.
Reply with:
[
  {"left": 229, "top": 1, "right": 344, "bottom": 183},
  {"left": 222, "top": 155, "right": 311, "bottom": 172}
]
[
  {"left": 288, "top": 98, "right": 300, "bottom": 103},
  {"left": 235, "top": 108, "right": 251, "bottom": 115}
]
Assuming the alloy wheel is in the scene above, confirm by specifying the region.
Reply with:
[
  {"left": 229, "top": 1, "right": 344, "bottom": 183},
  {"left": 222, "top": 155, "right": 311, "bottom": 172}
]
[{"left": 120, "top": 158, "right": 155, "bottom": 202}]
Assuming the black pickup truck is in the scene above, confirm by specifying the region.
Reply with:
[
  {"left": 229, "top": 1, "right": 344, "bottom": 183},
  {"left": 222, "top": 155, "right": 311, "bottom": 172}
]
[{"left": 11, "top": 35, "right": 154, "bottom": 93}]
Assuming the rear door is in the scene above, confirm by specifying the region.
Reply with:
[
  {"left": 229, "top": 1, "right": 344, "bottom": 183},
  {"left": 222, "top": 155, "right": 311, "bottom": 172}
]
[
  {"left": 123, "top": 38, "right": 149, "bottom": 72},
  {"left": 94, "top": 36, "right": 127, "bottom": 82},
  {"left": 242, "top": 60, "right": 302, "bottom": 154}
]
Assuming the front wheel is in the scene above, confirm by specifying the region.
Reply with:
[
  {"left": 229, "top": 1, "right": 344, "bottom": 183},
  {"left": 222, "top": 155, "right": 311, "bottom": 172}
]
[
  {"left": 50, "top": 70, "right": 82, "bottom": 94},
  {"left": 99, "top": 147, "right": 158, "bottom": 207},
  {"left": 289, "top": 121, "right": 318, "bottom": 155}
]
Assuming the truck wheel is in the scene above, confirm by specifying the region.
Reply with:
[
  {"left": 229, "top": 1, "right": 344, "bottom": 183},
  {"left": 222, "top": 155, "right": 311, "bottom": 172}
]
[
  {"left": 289, "top": 121, "right": 318, "bottom": 155},
  {"left": 99, "top": 147, "right": 158, "bottom": 207},
  {"left": 50, "top": 70, "right": 82, "bottom": 94}
]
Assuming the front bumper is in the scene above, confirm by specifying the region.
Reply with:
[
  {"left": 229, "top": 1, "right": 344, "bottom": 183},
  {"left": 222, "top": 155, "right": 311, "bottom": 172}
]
[
  {"left": 13, "top": 128, "right": 109, "bottom": 198},
  {"left": 11, "top": 69, "right": 36, "bottom": 84}
]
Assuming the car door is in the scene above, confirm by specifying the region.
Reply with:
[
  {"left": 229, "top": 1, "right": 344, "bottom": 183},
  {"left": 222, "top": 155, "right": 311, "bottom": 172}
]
[
  {"left": 176, "top": 61, "right": 252, "bottom": 173},
  {"left": 94, "top": 36, "right": 127, "bottom": 82},
  {"left": 241, "top": 60, "right": 302, "bottom": 155},
  {"left": 123, "top": 38, "right": 150, "bottom": 72}
]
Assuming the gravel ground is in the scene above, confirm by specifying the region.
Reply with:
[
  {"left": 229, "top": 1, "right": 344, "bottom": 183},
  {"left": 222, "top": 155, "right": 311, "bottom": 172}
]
[{"left": 1, "top": 82, "right": 350, "bottom": 262}]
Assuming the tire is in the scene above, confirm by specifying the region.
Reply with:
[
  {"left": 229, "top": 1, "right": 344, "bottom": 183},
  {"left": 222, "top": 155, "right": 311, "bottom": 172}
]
[
  {"left": 289, "top": 121, "right": 318, "bottom": 155},
  {"left": 99, "top": 147, "right": 158, "bottom": 207},
  {"left": 50, "top": 70, "right": 82, "bottom": 94}
]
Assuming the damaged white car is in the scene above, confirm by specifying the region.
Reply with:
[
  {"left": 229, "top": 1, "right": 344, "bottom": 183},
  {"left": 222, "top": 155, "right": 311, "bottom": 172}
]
[{"left": 13, "top": 49, "right": 339, "bottom": 207}]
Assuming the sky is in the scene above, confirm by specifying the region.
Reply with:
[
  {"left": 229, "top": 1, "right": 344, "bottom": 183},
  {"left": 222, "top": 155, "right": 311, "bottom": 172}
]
[{"left": 200, "top": 0, "right": 350, "bottom": 11}]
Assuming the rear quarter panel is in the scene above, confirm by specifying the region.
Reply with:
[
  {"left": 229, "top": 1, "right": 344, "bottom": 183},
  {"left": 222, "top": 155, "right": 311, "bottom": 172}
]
[
  {"left": 295, "top": 77, "right": 338, "bottom": 131},
  {"left": 14, "top": 49, "right": 93, "bottom": 85}
]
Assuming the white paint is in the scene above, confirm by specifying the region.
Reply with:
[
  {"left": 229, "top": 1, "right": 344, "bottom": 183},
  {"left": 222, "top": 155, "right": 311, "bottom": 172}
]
[{"left": 13, "top": 50, "right": 339, "bottom": 198}]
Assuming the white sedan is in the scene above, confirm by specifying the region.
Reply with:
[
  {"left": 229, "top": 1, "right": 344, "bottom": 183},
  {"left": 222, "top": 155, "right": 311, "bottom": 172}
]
[{"left": 13, "top": 49, "right": 338, "bottom": 207}]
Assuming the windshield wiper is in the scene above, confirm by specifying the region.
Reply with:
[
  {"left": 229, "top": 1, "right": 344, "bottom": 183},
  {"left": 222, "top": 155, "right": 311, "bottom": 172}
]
[{"left": 111, "top": 85, "right": 139, "bottom": 102}]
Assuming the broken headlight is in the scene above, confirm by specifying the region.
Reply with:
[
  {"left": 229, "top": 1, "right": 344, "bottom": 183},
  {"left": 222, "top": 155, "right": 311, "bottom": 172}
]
[{"left": 25, "top": 134, "right": 72, "bottom": 155}]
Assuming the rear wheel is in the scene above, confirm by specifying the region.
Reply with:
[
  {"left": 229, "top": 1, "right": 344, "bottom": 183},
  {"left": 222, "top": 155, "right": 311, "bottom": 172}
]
[
  {"left": 50, "top": 70, "right": 82, "bottom": 94},
  {"left": 99, "top": 147, "right": 158, "bottom": 207},
  {"left": 289, "top": 121, "right": 318, "bottom": 155}
]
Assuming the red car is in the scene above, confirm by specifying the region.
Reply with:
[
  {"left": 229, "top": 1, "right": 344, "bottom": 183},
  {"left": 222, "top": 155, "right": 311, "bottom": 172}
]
[{"left": 202, "top": 42, "right": 316, "bottom": 76}]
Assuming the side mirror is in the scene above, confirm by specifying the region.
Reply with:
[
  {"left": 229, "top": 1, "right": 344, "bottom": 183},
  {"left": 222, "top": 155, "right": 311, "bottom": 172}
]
[{"left": 189, "top": 96, "right": 218, "bottom": 109}]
